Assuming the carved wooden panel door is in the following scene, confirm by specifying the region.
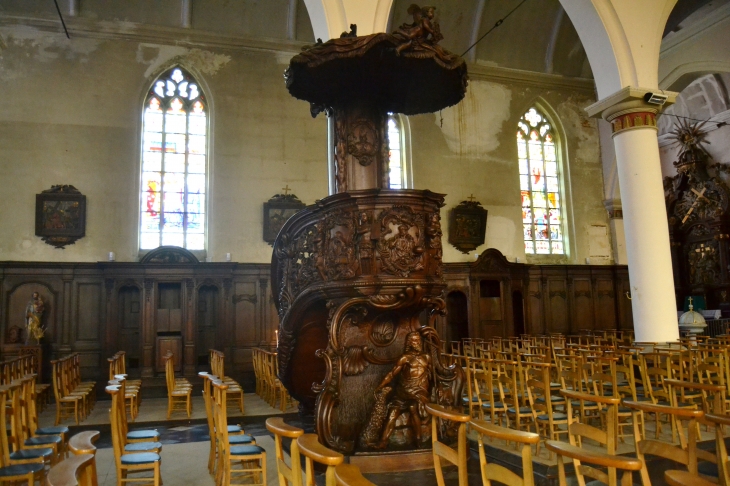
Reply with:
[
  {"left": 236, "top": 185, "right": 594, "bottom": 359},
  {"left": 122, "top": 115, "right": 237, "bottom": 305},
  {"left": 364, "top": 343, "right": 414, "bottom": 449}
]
[{"left": 117, "top": 286, "right": 141, "bottom": 369}]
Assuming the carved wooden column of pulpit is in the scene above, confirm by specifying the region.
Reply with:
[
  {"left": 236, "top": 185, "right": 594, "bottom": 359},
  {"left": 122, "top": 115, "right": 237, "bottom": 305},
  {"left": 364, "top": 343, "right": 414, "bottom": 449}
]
[{"left": 272, "top": 7, "right": 468, "bottom": 469}]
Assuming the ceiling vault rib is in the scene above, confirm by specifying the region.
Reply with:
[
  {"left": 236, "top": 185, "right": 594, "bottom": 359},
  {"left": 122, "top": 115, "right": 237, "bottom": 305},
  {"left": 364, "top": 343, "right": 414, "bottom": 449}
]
[
  {"left": 544, "top": 6, "right": 565, "bottom": 74},
  {"left": 468, "top": 0, "right": 487, "bottom": 63}
]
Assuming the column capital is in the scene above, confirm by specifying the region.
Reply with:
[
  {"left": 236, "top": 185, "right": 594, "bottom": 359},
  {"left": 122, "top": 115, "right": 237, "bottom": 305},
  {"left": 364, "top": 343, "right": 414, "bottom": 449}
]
[{"left": 586, "top": 86, "right": 678, "bottom": 136}]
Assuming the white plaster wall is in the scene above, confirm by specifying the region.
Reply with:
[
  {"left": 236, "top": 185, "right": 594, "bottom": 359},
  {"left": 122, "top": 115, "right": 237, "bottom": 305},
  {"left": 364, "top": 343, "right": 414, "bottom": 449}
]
[
  {"left": 0, "top": 25, "right": 609, "bottom": 266},
  {"left": 0, "top": 25, "right": 327, "bottom": 263},
  {"left": 411, "top": 79, "right": 609, "bottom": 265}
]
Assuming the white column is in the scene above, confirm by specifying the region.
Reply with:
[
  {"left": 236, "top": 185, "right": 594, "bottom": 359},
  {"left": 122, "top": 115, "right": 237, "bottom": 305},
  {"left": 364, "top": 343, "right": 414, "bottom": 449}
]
[
  {"left": 613, "top": 127, "right": 678, "bottom": 343},
  {"left": 589, "top": 88, "right": 679, "bottom": 343}
]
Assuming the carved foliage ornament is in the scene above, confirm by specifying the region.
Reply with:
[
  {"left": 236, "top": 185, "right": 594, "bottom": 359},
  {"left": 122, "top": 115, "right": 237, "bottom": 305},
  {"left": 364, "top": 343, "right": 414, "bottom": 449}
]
[{"left": 377, "top": 206, "right": 425, "bottom": 278}]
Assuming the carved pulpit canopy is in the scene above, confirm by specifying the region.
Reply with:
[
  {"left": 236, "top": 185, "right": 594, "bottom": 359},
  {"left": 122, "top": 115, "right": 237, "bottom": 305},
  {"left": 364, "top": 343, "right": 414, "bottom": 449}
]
[
  {"left": 284, "top": 8, "right": 467, "bottom": 116},
  {"left": 140, "top": 246, "right": 199, "bottom": 264}
]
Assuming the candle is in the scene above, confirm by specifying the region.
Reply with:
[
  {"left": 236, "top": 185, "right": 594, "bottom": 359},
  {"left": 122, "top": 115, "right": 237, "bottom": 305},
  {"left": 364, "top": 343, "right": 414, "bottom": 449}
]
[
  {"left": 225, "top": 253, "right": 231, "bottom": 262},
  {"left": 108, "top": 252, "right": 115, "bottom": 262}
]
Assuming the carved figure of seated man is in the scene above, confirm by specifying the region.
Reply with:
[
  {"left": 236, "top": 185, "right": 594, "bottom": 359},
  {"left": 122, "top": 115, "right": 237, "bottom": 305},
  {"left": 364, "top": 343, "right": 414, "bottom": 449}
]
[{"left": 374, "top": 331, "right": 431, "bottom": 448}]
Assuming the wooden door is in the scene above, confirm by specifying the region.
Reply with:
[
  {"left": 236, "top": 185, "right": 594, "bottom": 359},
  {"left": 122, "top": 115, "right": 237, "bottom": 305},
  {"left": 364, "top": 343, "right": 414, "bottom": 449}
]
[{"left": 118, "top": 286, "right": 141, "bottom": 369}]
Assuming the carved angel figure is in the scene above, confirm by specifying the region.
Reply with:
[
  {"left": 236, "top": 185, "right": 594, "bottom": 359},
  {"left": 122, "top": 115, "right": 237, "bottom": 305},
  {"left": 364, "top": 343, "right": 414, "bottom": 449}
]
[{"left": 393, "top": 4, "right": 444, "bottom": 55}]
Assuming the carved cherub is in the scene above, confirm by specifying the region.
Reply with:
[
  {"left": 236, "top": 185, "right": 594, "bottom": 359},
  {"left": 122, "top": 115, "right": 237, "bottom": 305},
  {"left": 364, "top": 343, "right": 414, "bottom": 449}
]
[{"left": 393, "top": 4, "right": 442, "bottom": 55}]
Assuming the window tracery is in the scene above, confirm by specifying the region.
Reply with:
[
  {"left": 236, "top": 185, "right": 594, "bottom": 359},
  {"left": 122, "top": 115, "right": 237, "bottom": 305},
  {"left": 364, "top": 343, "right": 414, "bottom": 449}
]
[
  {"left": 517, "top": 107, "right": 564, "bottom": 255},
  {"left": 140, "top": 67, "right": 207, "bottom": 251}
]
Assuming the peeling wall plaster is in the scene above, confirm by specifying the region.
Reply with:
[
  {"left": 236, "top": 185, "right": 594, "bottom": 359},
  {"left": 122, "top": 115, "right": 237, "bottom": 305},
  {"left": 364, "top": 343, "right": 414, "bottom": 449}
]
[
  {"left": 136, "top": 44, "right": 231, "bottom": 78},
  {"left": 437, "top": 81, "right": 512, "bottom": 157}
]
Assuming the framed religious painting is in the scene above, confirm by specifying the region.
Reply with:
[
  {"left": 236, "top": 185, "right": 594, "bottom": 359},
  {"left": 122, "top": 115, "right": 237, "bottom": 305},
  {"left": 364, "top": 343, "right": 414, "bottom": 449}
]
[
  {"left": 35, "top": 185, "right": 87, "bottom": 249},
  {"left": 448, "top": 198, "right": 488, "bottom": 254},
  {"left": 263, "top": 191, "right": 306, "bottom": 245}
]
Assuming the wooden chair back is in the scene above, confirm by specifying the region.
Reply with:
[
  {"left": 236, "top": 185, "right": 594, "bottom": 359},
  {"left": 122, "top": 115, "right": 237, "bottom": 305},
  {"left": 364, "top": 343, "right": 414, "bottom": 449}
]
[
  {"left": 469, "top": 418, "right": 539, "bottom": 486},
  {"left": 425, "top": 403, "right": 470, "bottom": 486},
  {"left": 266, "top": 417, "right": 304, "bottom": 486},
  {"left": 706, "top": 413, "right": 730, "bottom": 486},
  {"left": 297, "top": 433, "right": 344, "bottom": 486},
  {"left": 623, "top": 400, "right": 705, "bottom": 486}
]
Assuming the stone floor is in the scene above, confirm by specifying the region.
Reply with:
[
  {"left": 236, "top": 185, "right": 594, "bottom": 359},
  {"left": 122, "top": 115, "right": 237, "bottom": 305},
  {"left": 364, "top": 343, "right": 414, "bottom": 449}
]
[{"left": 38, "top": 395, "right": 724, "bottom": 486}]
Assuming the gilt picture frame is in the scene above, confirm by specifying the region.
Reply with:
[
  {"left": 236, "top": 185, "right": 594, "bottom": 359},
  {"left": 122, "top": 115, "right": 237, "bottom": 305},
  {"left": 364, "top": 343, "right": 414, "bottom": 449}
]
[{"left": 35, "top": 185, "right": 87, "bottom": 249}]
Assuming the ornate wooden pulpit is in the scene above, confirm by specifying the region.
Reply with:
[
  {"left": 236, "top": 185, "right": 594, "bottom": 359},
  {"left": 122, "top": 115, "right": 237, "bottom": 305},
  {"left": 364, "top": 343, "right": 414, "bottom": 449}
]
[{"left": 271, "top": 6, "right": 468, "bottom": 465}]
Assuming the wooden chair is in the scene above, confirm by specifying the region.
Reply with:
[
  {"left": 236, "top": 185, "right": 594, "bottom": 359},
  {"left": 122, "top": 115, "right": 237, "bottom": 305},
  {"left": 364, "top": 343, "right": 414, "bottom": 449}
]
[
  {"left": 16, "top": 375, "right": 63, "bottom": 464},
  {"left": 471, "top": 358, "right": 506, "bottom": 424},
  {"left": 525, "top": 362, "right": 568, "bottom": 451},
  {"left": 47, "top": 454, "right": 97, "bottom": 486},
  {"left": 0, "top": 384, "right": 48, "bottom": 485},
  {"left": 199, "top": 373, "right": 253, "bottom": 476},
  {"left": 297, "top": 434, "right": 343, "bottom": 486},
  {"left": 556, "top": 388, "right": 643, "bottom": 486},
  {"left": 210, "top": 350, "right": 245, "bottom": 414},
  {"left": 23, "top": 373, "right": 70, "bottom": 459},
  {"left": 546, "top": 438, "right": 642, "bottom": 486},
  {"left": 51, "top": 359, "right": 85, "bottom": 425},
  {"left": 107, "top": 384, "right": 161, "bottom": 486},
  {"left": 334, "top": 464, "right": 376, "bottom": 486},
  {"left": 107, "top": 380, "right": 161, "bottom": 456},
  {"left": 705, "top": 413, "right": 730, "bottom": 486},
  {"left": 623, "top": 400, "right": 706, "bottom": 486},
  {"left": 266, "top": 417, "right": 304, "bottom": 486},
  {"left": 497, "top": 359, "right": 534, "bottom": 432},
  {"left": 470, "top": 418, "right": 539, "bottom": 486},
  {"left": 164, "top": 352, "right": 192, "bottom": 419},
  {"left": 212, "top": 379, "right": 266, "bottom": 486},
  {"left": 425, "top": 403, "right": 470, "bottom": 486}
]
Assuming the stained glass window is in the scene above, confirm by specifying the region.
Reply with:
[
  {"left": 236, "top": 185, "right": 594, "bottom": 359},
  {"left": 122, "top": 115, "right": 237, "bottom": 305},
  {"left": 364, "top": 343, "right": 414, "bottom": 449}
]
[
  {"left": 387, "top": 114, "right": 406, "bottom": 189},
  {"left": 140, "top": 67, "right": 207, "bottom": 251},
  {"left": 518, "top": 107, "right": 564, "bottom": 255}
]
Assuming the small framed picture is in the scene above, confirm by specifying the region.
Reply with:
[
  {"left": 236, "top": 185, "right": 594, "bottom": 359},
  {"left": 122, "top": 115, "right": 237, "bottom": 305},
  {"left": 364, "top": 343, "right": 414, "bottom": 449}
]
[
  {"left": 263, "top": 193, "right": 306, "bottom": 245},
  {"left": 35, "top": 185, "right": 87, "bottom": 249}
]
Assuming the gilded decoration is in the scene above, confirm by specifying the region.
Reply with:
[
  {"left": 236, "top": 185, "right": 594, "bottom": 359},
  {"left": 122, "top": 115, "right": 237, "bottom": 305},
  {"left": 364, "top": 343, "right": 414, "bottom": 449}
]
[
  {"left": 664, "top": 119, "right": 730, "bottom": 299},
  {"left": 610, "top": 111, "right": 657, "bottom": 134}
]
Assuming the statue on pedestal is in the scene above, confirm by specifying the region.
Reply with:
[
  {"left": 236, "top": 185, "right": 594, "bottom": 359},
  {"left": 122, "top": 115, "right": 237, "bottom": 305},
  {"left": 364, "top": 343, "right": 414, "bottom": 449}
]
[{"left": 25, "top": 291, "right": 46, "bottom": 344}]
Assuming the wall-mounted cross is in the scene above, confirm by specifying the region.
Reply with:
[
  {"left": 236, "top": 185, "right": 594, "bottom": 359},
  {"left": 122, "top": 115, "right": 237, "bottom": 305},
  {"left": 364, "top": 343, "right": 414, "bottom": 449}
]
[
  {"left": 282, "top": 185, "right": 292, "bottom": 195},
  {"left": 467, "top": 194, "right": 476, "bottom": 202}
]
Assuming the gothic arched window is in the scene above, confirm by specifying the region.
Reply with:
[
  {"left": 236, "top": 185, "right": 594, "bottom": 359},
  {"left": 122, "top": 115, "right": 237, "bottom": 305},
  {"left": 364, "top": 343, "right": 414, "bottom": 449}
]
[
  {"left": 387, "top": 114, "right": 409, "bottom": 189},
  {"left": 140, "top": 67, "right": 207, "bottom": 251},
  {"left": 517, "top": 107, "right": 564, "bottom": 255}
]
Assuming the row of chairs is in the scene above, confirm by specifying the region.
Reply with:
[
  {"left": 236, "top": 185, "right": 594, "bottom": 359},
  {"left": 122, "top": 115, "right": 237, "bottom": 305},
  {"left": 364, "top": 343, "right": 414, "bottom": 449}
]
[
  {"left": 266, "top": 395, "right": 730, "bottom": 486},
  {"left": 199, "top": 372, "right": 266, "bottom": 486},
  {"left": 109, "top": 351, "right": 143, "bottom": 421},
  {"left": 107, "top": 375, "right": 163, "bottom": 485},
  {"left": 0, "top": 373, "right": 70, "bottom": 484},
  {"left": 1, "top": 354, "right": 51, "bottom": 411},
  {"left": 164, "top": 351, "right": 192, "bottom": 419},
  {"left": 252, "top": 347, "right": 293, "bottom": 411},
  {"left": 51, "top": 353, "right": 96, "bottom": 425},
  {"left": 210, "top": 349, "right": 245, "bottom": 414}
]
